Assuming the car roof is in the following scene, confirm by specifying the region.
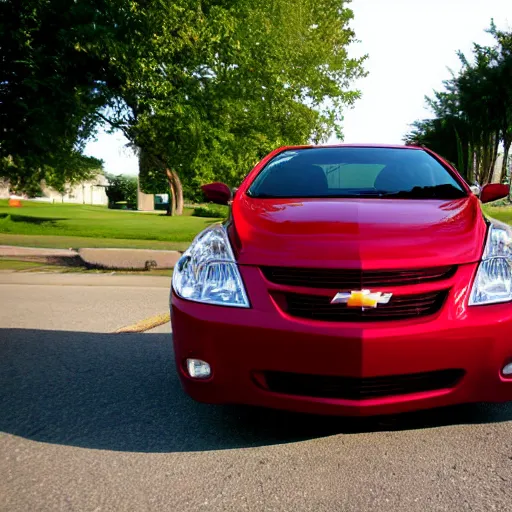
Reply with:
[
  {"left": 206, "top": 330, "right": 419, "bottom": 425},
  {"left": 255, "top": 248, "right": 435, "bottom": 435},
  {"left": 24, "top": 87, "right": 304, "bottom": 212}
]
[{"left": 278, "top": 143, "right": 422, "bottom": 151}]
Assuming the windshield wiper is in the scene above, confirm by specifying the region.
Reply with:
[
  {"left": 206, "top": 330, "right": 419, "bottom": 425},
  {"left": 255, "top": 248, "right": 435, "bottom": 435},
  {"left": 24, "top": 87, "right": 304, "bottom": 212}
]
[{"left": 380, "top": 184, "right": 467, "bottom": 200}]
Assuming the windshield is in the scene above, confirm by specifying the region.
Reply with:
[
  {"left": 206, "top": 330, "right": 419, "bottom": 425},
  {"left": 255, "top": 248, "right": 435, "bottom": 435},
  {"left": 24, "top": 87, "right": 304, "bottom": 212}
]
[{"left": 246, "top": 147, "right": 467, "bottom": 199}]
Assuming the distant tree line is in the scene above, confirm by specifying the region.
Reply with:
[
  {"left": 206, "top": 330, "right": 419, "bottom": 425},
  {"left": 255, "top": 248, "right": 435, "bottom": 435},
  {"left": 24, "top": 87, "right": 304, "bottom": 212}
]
[
  {"left": 1, "top": 0, "right": 367, "bottom": 214},
  {"left": 404, "top": 21, "right": 512, "bottom": 186}
]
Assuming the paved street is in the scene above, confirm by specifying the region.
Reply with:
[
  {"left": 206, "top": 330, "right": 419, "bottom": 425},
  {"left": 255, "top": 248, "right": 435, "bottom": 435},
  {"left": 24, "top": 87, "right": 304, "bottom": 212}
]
[
  {"left": 0, "top": 273, "right": 171, "bottom": 333},
  {"left": 1, "top": 273, "right": 511, "bottom": 511}
]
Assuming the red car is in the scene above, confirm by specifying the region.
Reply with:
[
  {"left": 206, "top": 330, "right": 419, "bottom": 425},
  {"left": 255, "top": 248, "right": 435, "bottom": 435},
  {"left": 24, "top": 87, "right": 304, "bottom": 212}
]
[{"left": 171, "top": 144, "right": 512, "bottom": 416}]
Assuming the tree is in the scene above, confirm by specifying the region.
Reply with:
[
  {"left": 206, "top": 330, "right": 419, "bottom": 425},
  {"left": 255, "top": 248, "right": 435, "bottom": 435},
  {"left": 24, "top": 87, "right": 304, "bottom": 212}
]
[
  {"left": 0, "top": 152, "right": 103, "bottom": 197},
  {"left": 405, "top": 21, "right": 512, "bottom": 186},
  {"left": 0, "top": 0, "right": 106, "bottom": 191},
  {"left": 125, "top": 0, "right": 367, "bottom": 214},
  {"left": 1, "top": 0, "right": 367, "bottom": 214},
  {"left": 486, "top": 22, "right": 512, "bottom": 181},
  {"left": 105, "top": 173, "right": 138, "bottom": 208}
]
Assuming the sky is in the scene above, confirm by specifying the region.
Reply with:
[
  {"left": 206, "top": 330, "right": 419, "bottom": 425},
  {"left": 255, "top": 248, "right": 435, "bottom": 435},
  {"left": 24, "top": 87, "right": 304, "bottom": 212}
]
[{"left": 84, "top": 0, "right": 511, "bottom": 175}]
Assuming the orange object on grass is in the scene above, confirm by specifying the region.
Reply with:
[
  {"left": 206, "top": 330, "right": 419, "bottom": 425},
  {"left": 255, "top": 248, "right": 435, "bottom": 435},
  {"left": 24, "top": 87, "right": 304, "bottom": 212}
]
[{"left": 8, "top": 198, "right": 22, "bottom": 207}]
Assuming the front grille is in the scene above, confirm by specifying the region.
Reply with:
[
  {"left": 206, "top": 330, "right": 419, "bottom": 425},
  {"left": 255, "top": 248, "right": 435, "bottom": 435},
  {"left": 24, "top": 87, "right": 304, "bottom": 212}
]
[
  {"left": 261, "top": 266, "right": 456, "bottom": 289},
  {"left": 283, "top": 290, "right": 447, "bottom": 322},
  {"left": 264, "top": 369, "right": 465, "bottom": 400}
]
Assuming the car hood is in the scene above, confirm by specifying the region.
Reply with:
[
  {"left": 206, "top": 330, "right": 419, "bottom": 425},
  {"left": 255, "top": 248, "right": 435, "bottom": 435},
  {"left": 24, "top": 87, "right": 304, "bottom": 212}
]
[{"left": 230, "top": 195, "right": 487, "bottom": 269}]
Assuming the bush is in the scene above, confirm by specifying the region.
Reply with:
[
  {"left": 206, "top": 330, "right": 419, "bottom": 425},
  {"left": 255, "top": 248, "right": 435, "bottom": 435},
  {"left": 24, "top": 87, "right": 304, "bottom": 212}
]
[
  {"left": 192, "top": 204, "right": 228, "bottom": 218},
  {"left": 487, "top": 198, "right": 510, "bottom": 207},
  {"left": 105, "top": 173, "right": 138, "bottom": 209}
]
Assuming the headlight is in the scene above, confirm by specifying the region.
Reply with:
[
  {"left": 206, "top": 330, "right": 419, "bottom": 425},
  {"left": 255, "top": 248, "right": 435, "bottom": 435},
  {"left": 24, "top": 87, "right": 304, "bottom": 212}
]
[
  {"left": 469, "top": 221, "right": 512, "bottom": 306},
  {"left": 172, "top": 224, "right": 250, "bottom": 308}
]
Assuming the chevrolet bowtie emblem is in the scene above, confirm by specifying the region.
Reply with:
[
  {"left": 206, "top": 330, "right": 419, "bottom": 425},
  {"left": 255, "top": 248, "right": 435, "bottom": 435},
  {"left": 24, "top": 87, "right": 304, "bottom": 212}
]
[{"left": 331, "top": 290, "right": 393, "bottom": 308}]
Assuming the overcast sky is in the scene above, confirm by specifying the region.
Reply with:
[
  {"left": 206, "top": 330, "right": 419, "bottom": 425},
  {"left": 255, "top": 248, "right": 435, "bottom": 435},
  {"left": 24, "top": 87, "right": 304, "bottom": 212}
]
[{"left": 84, "top": 0, "right": 511, "bottom": 175}]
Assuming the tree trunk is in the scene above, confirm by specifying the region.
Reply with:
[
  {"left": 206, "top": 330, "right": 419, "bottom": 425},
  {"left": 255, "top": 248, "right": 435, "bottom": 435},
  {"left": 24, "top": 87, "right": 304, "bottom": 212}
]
[
  {"left": 165, "top": 168, "right": 183, "bottom": 216},
  {"left": 474, "top": 145, "right": 482, "bottom": 184},
  {"left": 166, "top": 177, "right": 176, "bottom": 216},
  {"left": 477, "top": 148, "right": 483, "bottom": 183},
  {"left": 471, "top": 146, "right": 477, "bottom": 183},
  {"left": 487, "top": 132, "right": 500, "bottom": 184},
  {"left": 501, "top": 139, "right": 511, "bottom": 183},
  {"left": 481, "top": 137, "right": 490, "bottom": 184},
  {"left": 171, "top": 170, "right": 184, "bottom": 216}
]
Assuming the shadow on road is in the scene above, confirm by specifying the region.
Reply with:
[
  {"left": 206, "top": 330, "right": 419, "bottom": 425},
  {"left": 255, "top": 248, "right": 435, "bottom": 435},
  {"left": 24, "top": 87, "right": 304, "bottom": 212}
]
[{"left": 1, "top": 328, "right": 511, "bottom": 453}]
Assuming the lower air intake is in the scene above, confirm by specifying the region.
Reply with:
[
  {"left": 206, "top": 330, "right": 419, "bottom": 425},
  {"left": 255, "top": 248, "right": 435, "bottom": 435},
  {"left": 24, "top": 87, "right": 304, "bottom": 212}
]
[{"left": 264, "top": 369, "right": 465, "bottom": 400}]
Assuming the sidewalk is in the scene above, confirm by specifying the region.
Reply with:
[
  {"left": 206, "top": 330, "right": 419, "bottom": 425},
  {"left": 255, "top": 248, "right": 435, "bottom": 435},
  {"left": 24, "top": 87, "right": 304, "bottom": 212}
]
[
  {"left": 0, "top": 245, "right": 181, "bottom": 270},
  {"left": 0, "top": 245, "right": 76, "bottom": 257}
]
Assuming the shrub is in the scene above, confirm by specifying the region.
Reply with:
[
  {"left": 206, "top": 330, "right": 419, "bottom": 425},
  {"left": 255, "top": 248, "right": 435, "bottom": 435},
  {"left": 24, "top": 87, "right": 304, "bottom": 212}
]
[
  {"left": 105, "top": 173, "right": 138, "bottom": 209},
  {"left": 192, "top": 204, "right": 228, "bottom": 218},
  {"left": 488, "top": 198, "right": 510, "bottom": 207}
]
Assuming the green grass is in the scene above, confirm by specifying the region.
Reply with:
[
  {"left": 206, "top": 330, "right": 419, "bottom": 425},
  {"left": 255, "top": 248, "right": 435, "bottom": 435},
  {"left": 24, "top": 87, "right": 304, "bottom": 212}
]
[
  {"left": 0, "top": 234, "right": 191, "bottom": 251},
  {"left": 483, "top": 205, "right": 512, "bottom": 224},
  {"left": 192, "top": 204, "right": 229, "bottom": 218},
  {"left": 0, "top": 259, "right": 50, "bottom": 271},
  {"left": 0, "top": 200, "right": 220, "bottom": 248},
  {"left": 1, "top": 200, "right": 511, "bottom": 252}
]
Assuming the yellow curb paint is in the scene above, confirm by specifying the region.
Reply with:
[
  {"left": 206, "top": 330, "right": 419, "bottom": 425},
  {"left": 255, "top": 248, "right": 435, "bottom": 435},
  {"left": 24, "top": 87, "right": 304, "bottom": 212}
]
[{"left": 114, "top": 312, "right": 170, "bottom": 333}]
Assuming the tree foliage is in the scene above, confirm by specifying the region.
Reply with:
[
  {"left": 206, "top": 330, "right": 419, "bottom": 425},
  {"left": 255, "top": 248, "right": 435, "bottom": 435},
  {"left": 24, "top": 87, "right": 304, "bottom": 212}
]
[
  {"left": 405, "top": 21, "right": 512, "bottom": 185},
  {"left": 0, "top": 153, "right": 103, "bottom": 197},
  {"left": 105, "top": 173, "right": 138, "bottom": 208},
  {"left": 0, "top": 0, "right": 107, "bottom": 193},
  {"left": 129, "top": 0, "right": 367, "bottom": 212},
  {"left": 1, "top": 0, "right": 366, "bottom": 212}
]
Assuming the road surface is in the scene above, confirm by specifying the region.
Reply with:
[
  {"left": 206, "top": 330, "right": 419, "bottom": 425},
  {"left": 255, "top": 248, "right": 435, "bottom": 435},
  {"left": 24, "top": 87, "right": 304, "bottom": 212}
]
[
  {"left": 1, "top": 273, "right": 511, "bottom": 511},
  {"left": 0, "top": 272, "right": 171, "bottom": 332}
]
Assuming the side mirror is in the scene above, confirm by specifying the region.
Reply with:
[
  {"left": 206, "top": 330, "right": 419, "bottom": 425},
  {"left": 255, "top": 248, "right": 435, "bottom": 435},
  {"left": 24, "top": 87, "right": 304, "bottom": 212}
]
[
  {"left": 201, "top": 182, "right": 232, "bottom": 205},
  {"left": 480, "top": 183, "right": 510, "bottom": 204}
]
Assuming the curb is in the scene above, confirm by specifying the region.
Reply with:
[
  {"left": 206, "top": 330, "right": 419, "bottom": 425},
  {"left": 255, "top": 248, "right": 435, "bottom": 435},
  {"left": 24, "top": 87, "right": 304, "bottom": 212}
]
[
  {"left": 1, "top": 254, "right": 85, "bottom": 267},
  {"left": 113, "top": 313, "right": 171, "bottom": 333},
  {"left": 0, "top": 245, "right": 183, "bottom": 271},
  {"left": 78, "top": 248, "right": 181, "bottom": 270}
]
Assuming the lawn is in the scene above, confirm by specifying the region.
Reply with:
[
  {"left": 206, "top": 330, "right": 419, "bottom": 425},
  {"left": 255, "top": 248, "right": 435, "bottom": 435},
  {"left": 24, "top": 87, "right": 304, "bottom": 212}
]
[
  {"left": 484, "top": 205, "right": 512, "bottom": 225},
  {"left": 0, "top": 258, "right": 51, "bottom": 271},
  {"left": 0, "top": 234, "right": 191, "bottom": 251},
  {"left": 0, "top": 200, "right": 510, "bottom": 252},
  {"left": 0, "top": 200, "right": 221, "bottom": 249}
]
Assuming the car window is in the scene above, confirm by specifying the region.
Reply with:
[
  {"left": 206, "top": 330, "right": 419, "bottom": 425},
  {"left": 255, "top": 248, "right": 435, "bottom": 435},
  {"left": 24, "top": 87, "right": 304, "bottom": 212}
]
[
  {"left": 324, "top": 164, "right": 385, "bottom": 188},
  {"left": 247, "top": 147, "right": 467, "bottom": 199}
]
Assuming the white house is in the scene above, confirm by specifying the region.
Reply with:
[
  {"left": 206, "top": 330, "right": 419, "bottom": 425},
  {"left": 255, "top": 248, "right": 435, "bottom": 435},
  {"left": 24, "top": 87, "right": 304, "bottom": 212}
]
[{"left": 0, "top": 173, "right": 109, "bottom": 205}]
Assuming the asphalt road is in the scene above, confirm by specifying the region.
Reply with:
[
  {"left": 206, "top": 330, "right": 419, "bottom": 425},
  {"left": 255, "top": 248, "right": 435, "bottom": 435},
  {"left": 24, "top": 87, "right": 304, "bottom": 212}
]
[
  {"left": 0, "top": 273, "right": 171, "bottom": 332},
  {"left": 1, "top": 273, "right": 511, "bottom": 511}
]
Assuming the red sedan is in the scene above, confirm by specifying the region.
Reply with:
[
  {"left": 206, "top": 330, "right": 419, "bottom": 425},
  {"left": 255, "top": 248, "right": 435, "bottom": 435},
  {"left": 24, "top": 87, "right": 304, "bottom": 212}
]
[{"left": 170, "top": 144, "right": 512, "bottom": 416}]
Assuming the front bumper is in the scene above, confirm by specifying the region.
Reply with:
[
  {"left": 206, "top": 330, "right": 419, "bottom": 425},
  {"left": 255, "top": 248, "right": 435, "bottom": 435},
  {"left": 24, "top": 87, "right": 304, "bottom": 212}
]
[{"left": 170, "top": 264, "right": 512, "bottom": 416}]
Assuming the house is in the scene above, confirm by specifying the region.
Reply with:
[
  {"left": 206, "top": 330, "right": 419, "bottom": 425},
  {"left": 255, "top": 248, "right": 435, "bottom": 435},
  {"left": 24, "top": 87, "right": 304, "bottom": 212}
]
[{"left": 0, "top": 173, "right": 109, "bottom": 205}]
